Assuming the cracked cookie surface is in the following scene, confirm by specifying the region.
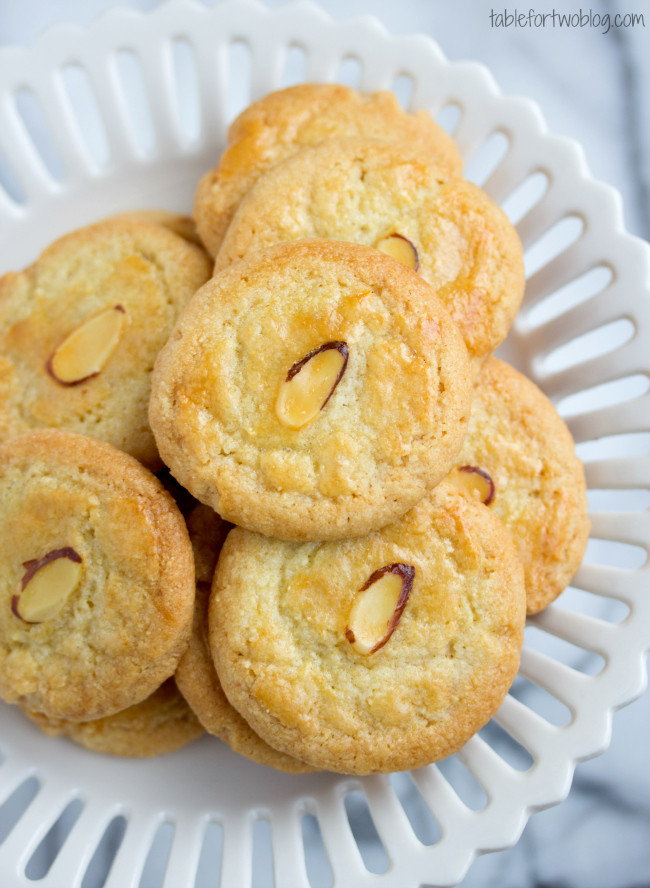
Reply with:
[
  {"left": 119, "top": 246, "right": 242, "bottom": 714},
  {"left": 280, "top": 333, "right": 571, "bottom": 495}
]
[
  {"left": 208, "top": 482, "right": 526, "bottom": 775},
  {"left": 449, "top": 357, "right": 590, "bottom": 614},
  {"left": 193, "top": 82, "right": 463, "bottom": 257},
  {"left": 0, "top": 218, "right": 212, "bottom": 469},
  {"left": 149, "top": 239, "right": 472, "bottom": 541},
  {"left": 216, "top": 137, "right": 524, "bottom": 364},
  {"left": 0, "top": 429, "right": 195, "bottom": 721}
]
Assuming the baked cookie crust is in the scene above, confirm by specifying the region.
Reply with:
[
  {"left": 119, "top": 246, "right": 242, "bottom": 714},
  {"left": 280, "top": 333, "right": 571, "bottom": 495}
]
[
  {"left": 0, "top": 430, "right": 195, "bottom": 720},
  {"left": 175, "top": 504, "right": 314, "bottom": 772},
  {"left": 193, "top": 82, "right": 463, "bottom": 256},
  {"left": 24, "top": 678, "right": 204, "bottom": 758},
  {"left": 177, "top": 582, "right": 315, "bottom": 773},
  {"left": 0, "top": 218, "right": 212, "bottom": 469},
  {"left": 149, "top": 239, "right": 472, "bottom": 540},
  {"left": 216, "top": 137, "right": 524, "bottom": 362},
  {"left": 450, "top": 357, "right": 590, "bottom": 613},
  {"left": 209, "top": 482, "right": 526, "bottom": 775}
]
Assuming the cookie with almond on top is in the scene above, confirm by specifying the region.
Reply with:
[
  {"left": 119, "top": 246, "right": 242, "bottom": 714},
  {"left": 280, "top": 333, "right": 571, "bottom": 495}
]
[
  {"left": 208, "top": 482, "right": 525, "bottom": 775},
  {"left": 0, "top": 430, "right": 195, "bottom": 722},
  {"left": 193, "top": 82, "right": 463, "bottom": 257},
  {"left": 448, "top": 356, "right": 590, "bottom": 614},
  {"left": 215, "top": 137, "right": 524, "bottom": 368},
  {"left": 0, "top": 217, "right": 212, "bottom": 470},
  {"left": 149, "top": 239, "right": 473, "bottom": 541}
]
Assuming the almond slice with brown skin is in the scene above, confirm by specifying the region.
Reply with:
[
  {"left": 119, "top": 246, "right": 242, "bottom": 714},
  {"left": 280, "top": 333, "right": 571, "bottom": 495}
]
[
  {"left": 448, "top": 465, "right": 495, "bottom": 505},
  {"left": 275, "top": 341, "right": 349, "bottom": 429},
  {"left": 11, "top": 547, "right": 83, "bottom": 623},
  {"left": 47, "top": 305, "right": 126, "bottom": 386},
  {"left": 345, "top": 563, "right": 415, "bottom": 655},
  {"left": 375, "top": 234, "right": 420, "bottom": 270}
]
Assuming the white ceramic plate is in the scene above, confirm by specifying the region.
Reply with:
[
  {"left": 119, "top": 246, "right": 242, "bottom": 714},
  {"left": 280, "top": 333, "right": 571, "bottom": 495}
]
[{"left": 1, "top": 2, "right": 649, "bottom": 887}]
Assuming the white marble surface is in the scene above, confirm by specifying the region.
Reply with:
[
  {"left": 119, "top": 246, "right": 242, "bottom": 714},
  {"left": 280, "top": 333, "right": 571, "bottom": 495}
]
[{"left": 0, "top": 2, "right": 648, "bottom": 887}]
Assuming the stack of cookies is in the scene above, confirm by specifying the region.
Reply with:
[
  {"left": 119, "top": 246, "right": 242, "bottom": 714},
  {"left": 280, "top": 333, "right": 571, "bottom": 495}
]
[{"left": 0, "top": 84, "right": 589, "bottom": 773}]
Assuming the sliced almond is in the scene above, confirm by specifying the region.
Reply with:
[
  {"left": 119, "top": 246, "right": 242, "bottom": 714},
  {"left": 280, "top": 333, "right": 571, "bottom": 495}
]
[
  {"left": 345, "top": 563, "right": 415, "bottom": 655},
  {"left": 47, "top": 305, "right": 126, "bottom": 386},
  {"left": 275, "top": 341, "right": 349, "bottom": 429},
  {"left": 12, "top": 547, "right": 83, "bottom": 623},
  {"left": 448, "top": 465, "right": 495, "bottom": 505},
  {"left": 375, "top": 234, "right": 419, "bottom": 270}
]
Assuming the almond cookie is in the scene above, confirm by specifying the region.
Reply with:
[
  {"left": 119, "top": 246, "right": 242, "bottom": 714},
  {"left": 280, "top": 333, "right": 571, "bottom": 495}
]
[
  {"left": 23, "top": 678, "right": 204, "bottom": 757},
  {"left": 209, "top": 482, "right": 526, "bottom": 775},
  {"left": 448, "top": 357, "right": 590, "bottom": 614},
  {"left": 194, "top": 82, "right": 463, "bottom": 256},
  {"left": 176, "top": 504, "right": 313, "bottom": 772},
  {"left": 149, "top": 240, "right": 472, "bottom": 541},
  {"left": 0, "top": 217, "right": 212, "bottom": 470},
  {"left": 216, "top": 138, "right": 524, "bottom": 364},
  {"left": 0, "top": 429, "right": 195, "bottom": 721}
]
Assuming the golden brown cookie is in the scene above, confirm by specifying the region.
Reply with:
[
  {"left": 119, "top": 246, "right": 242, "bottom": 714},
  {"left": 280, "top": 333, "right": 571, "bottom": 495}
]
[
  {"left": 23, "top": 678, "right": 204, "bottom": 757},
  {"left": 0, "top": 217, "right": 212, "bottom": 470},
  {"left": 447, "top": 357, "right": 590, "bottom": 614},
  {"left": 177, "top": 581, "right": 314, "bottom": 774},
  {"left": 176, "top": 504, "right": 313, "bottom": 772},
  {"left": 193, "top": 82, "right": 463, "bottom": 256},
  {"left": 0, "top": 429, "right": 195, "bottom": 721},
  {"left": 209, "top": 482, "right": 526, "bottom": 775},
  {"left": 149, "top": 239, "right": 472, "bottom": 541},
  {"left": 215, "top": 137, "right": 525, "bottom": 363}
]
